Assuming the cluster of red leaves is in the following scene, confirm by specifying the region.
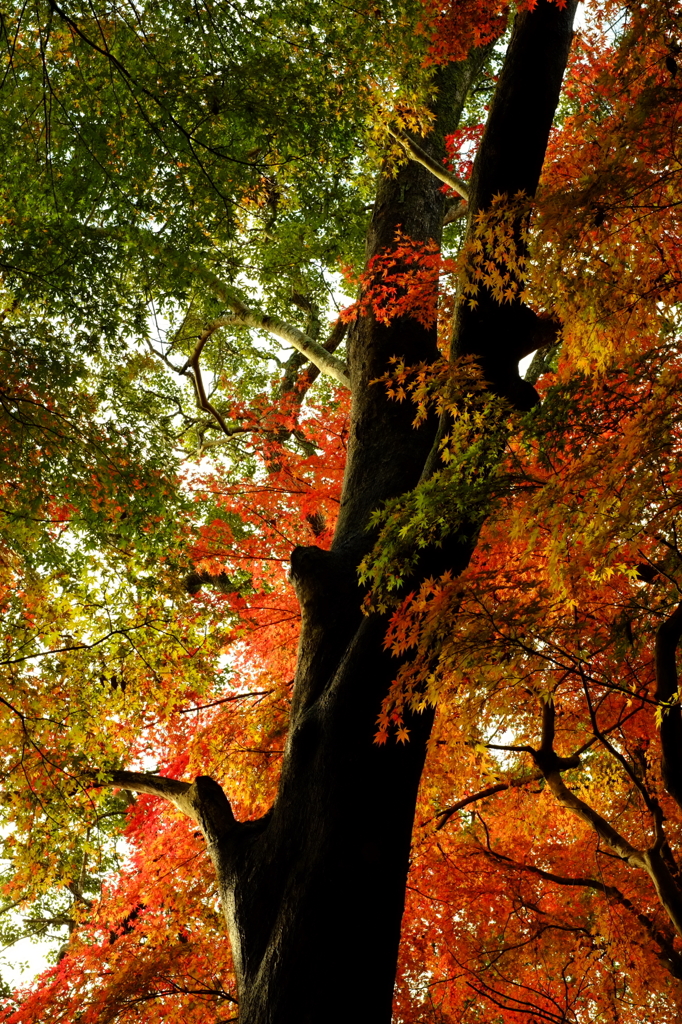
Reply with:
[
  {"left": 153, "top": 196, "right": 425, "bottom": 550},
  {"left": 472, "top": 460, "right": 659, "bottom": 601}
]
[
  {"left": 416, "top": 0, "right": 508, "bottom": 65},
  {"left": 5, "top": 799, "right": 234, "bottom": 1024},
  {"left": 445, "top": 123, "right": 485, "bottom": 182},
  {"left": 342, "top": 232, "right": 457, "bottom": 350},
  {"left": 188, "top": 388, "right": 349, "bottom": 677},
  {"left": 416, "top": 0, "right": 571, "bottom": 66}
]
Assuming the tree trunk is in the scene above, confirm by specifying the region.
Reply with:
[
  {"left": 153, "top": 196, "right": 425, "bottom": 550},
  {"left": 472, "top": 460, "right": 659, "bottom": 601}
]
[
  {"left": 217, "top": 56, "right": 484, "bottom": 1024},
  {"left": 122, "top": 5, "right": 577, "bottom": 1020}
]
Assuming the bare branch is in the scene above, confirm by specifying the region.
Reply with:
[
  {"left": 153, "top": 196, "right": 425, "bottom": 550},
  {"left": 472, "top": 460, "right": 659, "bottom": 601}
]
[
  {"left": 433, "top": 776, "right": 542, "bottom": 831},
  {"left": 195, "top": 270, "right": 350, "bottom": 388},
  {"left": 179, "top": 319, "right": 249, "bottom": 437},
  {"left": 106, "top": 771, "right": 198, "bottom": 820},
  {"left": 280, "top": 318, "right": 348, "bottom": 399},
  {"left": 97, "top": 772, "right": 237, "bottom": 848},
  {"left": 387, "top": 126, "right": 469, "bottom": 200}
]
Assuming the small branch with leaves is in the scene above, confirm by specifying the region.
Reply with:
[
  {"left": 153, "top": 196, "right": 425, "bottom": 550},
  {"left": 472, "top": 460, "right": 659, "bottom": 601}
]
[{"left": 528, "top": 699, "right": 682, "bottom": 940}]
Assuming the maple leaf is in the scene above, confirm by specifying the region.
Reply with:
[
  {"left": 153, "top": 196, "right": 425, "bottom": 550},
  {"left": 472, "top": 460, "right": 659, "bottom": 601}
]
[{"left": 5, "top": 2, "right": 682, "bottom": 1024}]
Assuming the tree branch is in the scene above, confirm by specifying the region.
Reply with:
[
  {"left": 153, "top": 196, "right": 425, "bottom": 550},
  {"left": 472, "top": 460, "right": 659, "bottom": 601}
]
[
  {"left": 106, "top": 771, "right": 198, "bottom": 818},
  {"left": 527, "top": 701, "right": 642, "bottom": 865},
  {"left": 480, "top": 847, "right": 682, "bottom": 980},
  {"left": 99, "top": 771, "right": 237, "bottom": 847},
  {"left": 77, "top": 223, "right": 351, "bottom": 388},
  {"left": 532, "top": 698, "right": 582, "bottom": 775},
  {"left": 195, "top": 269, "right": 350, "bottom": 388},
  {"left": 387, "top": 126, "right": 469, "bottom": 200},
  {"left": 280, "top": 318, "right": 348, "bottom": 400},
  {"left": 178, "top": 318, "right": 248, "bottom": 437},
  {"left": 578, "top": 667, "right": 664, "bottom": 838},
  {"left": 433, "top": 719, "right": 605, "bottom": 832},
  {"left": 523, "top": 701, "right": 682, "bottom": 938},
  {"left": 446, "top": 0, "right": 577, "bottom": 412},
  {"left": 433, "top": 776, "right": 542, "bottom": 830}
]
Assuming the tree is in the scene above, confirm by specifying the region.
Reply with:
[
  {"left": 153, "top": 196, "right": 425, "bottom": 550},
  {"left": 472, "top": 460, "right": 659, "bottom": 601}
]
[{"left": 2, "top": 0, "right": 682, "bottom": 1021}]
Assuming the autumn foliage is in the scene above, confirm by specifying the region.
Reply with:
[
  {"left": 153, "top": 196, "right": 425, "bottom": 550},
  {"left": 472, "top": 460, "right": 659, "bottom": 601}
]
[{"left": 3, "top": 0, "right": 682, "bottom": 1021}]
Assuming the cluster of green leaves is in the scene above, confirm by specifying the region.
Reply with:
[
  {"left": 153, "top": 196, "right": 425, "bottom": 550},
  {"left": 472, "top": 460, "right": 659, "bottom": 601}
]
[
  {"left": 360, "top": 356, "right": 511, "bottom": 610},
  {"left": 0, "top": 0, "right": 434, "bottom": 332}
]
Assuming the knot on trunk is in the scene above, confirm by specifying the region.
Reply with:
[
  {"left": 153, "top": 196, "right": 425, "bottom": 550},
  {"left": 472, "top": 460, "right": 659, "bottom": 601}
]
[
  {"left": 290, "top": 546, "right": 358, "bottom": 632},
  {"left": 532, "top": 698, "right": 581, "bottom": 776},
  {"left": 458, "top": 303, "right": 561, "bottom": 411}
]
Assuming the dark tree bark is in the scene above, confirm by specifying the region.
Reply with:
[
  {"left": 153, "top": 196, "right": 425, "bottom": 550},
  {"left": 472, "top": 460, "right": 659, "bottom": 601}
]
[
  {"left": 113, "top": 5, "right": 577, "bottom": 1020},
  {"left": 452, "top": 0, "right": 576, "bottom": 411},
  {"left": 655, "top": 602, "right": 682, "bottom": 808}
]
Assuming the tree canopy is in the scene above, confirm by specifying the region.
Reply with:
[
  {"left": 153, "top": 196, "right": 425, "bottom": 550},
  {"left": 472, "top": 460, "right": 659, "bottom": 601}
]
[{"left": 2, "top": 0, "right": 682, "bottom": 1021}]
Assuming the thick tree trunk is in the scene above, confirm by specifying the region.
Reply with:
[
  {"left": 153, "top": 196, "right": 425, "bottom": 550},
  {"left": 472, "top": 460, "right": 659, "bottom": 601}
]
[
  {"left": 119, "top": 5, "right": 577, "bottom": 1021},
  {"left": 216, "top": 56, "right": 485, "bottom": 1024},
  {"left": 210, "top": 7, "right": 575, "bottom": 1022}
]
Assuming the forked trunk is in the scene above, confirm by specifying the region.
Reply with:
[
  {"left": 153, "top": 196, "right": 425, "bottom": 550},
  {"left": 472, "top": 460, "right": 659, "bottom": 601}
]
[
  {"left": 216, "top": 57, "right": 483, "bottom": 1024},
  {"left": 117, "top": 6, "right": 576, "bottom": 1019}
]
